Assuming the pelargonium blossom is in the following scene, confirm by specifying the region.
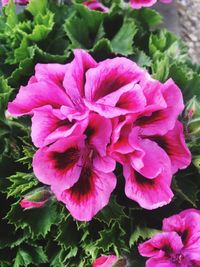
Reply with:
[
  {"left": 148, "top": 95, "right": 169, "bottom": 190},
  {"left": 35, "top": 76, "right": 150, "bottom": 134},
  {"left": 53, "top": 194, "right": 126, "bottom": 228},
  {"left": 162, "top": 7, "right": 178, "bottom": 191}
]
[
  {"left": 8, "top": 49, "right": 191, "bottom": 221},
  {"left": 93, "top": 255, "right": 118, "bottom": 267},
  {"left": 83, "top": 0, "right": 109, "bottom": 12},
  {"left": 93, "top": 255, "right": 128, "bottom": 267},
  {"left": 139, "top": 209, "right": 200, "bottom": 266},
  {"left": 2, "top": 0, "right": 29, "bottom": 6},
  {"left": 130, "top": 0, "right": 172, "bottom": 9}
]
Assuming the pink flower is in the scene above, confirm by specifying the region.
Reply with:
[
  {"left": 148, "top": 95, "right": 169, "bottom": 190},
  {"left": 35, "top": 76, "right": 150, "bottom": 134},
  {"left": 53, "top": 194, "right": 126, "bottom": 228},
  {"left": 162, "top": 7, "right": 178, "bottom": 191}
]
[
  {"left": 83, "top": 0, "right": 109, "bottom": 12},
  {"left": 20, "top": 187, "right": 52, "bottom": 209},
  {"left": 8, "top": 49, "right": 190, "bottom": 220},
  {"left": 109, "top": 78, "right": 191, "bottom": 210},
  {"left": 2, "top": 0, "right": 29, "bottom": 6},
  {"left": 139, "top": 209, "right": 200, "bottom": 266},
  {"left": 130, "top": 0, "right": 172, "bottom": 9},
  {"left": 20, "top": 199, "right": 46, "bottom": 209},
  {"left": 33, "top": 113, "right": 116, "bottom": 221},
  {"left": 93, "top": 255, "right": 118, "bottom": 267}
]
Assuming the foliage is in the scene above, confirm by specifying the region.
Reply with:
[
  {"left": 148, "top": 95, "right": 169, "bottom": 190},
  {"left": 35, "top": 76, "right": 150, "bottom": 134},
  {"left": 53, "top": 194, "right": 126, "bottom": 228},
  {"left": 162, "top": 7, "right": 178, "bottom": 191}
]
[{"left": 0, "top": 0, "right": 200, "bottom": 266}]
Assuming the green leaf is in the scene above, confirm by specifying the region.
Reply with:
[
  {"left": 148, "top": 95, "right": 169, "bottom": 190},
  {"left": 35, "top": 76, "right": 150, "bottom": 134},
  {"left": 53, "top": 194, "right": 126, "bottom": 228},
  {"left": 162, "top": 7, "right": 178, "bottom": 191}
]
[
  {"left": 14, "top": 250, "right": 32, "bottom": 267},
  {"left": 129, "top": 226, "right": 159, "bottom": 247},
  {"left": 56, "top": 214, "right": 80, "bottom": 250},
  {"left": 3, "top": 0, "right": 18, "bottom": 29},
  {"left": 7, "top": 172, "right": 38, "bottom": 198},
  {"left": 86, "top": 221, "right": 128, "bottom": 260},
  {"left": 14, "top": 246, "right": 47, "bottom": 267},
  {"left": 6, "top": 199, "right": 62, "bottom": 238},
  {"left": 14, "top": 38, "right": 33, "bottom": 63},
  {"left": 151, "top": 54, "right": 169, "bottom": 82},
  {"left": 133, "top": 49, "right": 152, "bottom": 68},
  {"left": 169, "top": 62, "right": 200, "bottom": 101},
  {"left": 0, "top": 77, "right": 12, "bottom": 120},
  {"left": 111, "top": 18, "right": 137, "bottom": 56},
  {"left": 64, "top": 4, "right": 105, "bottom": 49},
  {"left": 173, "top": 174, "right": 200, "bottom": 207},
  {"left": 95, "top": 196, "right": 127, "bottom": 226},
  {"left": 132, "top": 8, "right": 162, "bottom": 28},
  {"left": 8, "top": 56, "right": 35, "bottom": 87},
  {"left": 29, "top": 12, "right": 54, "bottom": 42},
  {"left": 27, "top": 0, "right": 48, "bottom": 16}
]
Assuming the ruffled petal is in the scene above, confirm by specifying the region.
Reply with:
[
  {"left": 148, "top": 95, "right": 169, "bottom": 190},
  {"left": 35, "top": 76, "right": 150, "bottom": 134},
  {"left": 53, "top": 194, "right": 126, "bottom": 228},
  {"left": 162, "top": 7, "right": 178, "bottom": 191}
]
[
  {"left": 130, "top": 0, "right": 157, "bottom": 9},
  {"left": 138, "top": 232, "right": 183, "bottom": 258},
  {"left": 146, "top": 257, "right": 176, "bottom": 267},
  {"left": 129, "top": 129, "right": 171, "bottom": 178},
  {"left": 53, "top": 169, "right": 116, "bottom": 221},
  {"left": 149, "top": 121, "right": 191, "bottom": 174},
  {"left": 8, "top": 81, "right": 71, "bottom": 116},
  {"left": 93, "top": 255, "right": 118, "bottom": 267},
  {"left": 124, "top": 165, "right": 173, "bottom": 209},
  {"left": 84, "top": 83, "right": 146, "bottom": 118},
  {"left": 85, "top": 57, "right": 144, "bottom": 101},
  {"left": 63, "top": 49, "right": 97, "bottom": 100},
  {"left": 35, "top": 63, "right": 68, "bottom": 87},
  {"left": 86, "top": 113, "right": 112, "bottom": 156},
  {"left": 33, "top": 136, "right": 85, "bottom": 190},
  {"left": 163, "top": 212, "right": 200, "bottom": 247},
  {"left": 136, "top": 79, "right": 184, "bottom": 135},
  {"left": 31, "top": 105, "right": 88, "bottom": 148}
]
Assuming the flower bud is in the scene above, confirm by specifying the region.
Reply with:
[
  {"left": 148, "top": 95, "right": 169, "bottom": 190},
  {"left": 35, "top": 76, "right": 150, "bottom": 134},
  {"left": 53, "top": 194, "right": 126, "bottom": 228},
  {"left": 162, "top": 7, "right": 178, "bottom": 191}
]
[
  {"left": 185, "top": 97, "right": 200, "bottom": 138},
  {"left": 20, "top": 187, "right": 52, "bottom": 209},
  {"left": 193, "top": 156, "right": 200, "bottom": 173},
  {"left": 93, "top": 255, "right": 127, "bottom": 267},
  {"left": 185, "top": 97, "right": 200, "bottom": 120}
]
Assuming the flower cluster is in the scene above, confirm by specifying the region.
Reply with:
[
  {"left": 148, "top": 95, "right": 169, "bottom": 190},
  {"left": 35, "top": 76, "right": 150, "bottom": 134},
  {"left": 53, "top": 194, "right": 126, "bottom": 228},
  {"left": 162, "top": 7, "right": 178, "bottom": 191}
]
[
  {"left": 139, "top": 209, "right": 200, "bottom": 266},
  {"left": 8, "top": 49, "right": 191, "bottom": 221},
  {"left": 83, "top": 0, "right": 173, "bottom": 12}
]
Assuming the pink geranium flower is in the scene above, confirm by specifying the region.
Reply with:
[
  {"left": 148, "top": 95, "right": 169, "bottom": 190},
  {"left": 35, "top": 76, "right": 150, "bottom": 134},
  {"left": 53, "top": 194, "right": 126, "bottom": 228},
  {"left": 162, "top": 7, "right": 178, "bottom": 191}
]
[
  {"left": 139, "top": 209, "right": 200, "bottom": 266},
  {"left": 8, "top": 49, "right": 191, "bottom": 220},
  {"left": 2, "top": 0, "right": 29, "bottom": 6},
  {"left": 130, "top": 0, "right": 172, "bottom": 9},
  {"left": 109, "top": 78, "right": 191, "bottom": 210},
  {"left": 93, "top": 255, "right": 118, "bottom": 267},
  {"left": 33, "top": 113, "right": 116, "bottom": 221},
  {"left": 83, "top": 0, "right": 109, "bottom": 12},
  {"left": 20, "top": 187, "right": 52, "bottom": 209}
]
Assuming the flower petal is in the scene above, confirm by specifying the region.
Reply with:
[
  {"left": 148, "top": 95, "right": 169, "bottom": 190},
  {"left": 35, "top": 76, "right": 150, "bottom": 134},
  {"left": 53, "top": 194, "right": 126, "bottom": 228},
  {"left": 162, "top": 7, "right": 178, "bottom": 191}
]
[
  {"left": 33, "top": 136, "right": 85, "bottom": 190},
  {"left": 130, "top": 0, "right": 157, "bottom": 9},
  {"left": 54, "top": 169, "right": 116, "bottom": 221},
  {"left": 136, "top": 79, "right": 184, "bottom": 135},
  {"left": 31, "top": 105, "right": 88, "bottom": 148},
  {"left": 129, "top": 129, "right": 171, "bottom": 178},
  {"left": 8, "top": 81, "right": 72, "bottom": 116},
  {"left": 86, "top": 113, "right": 112, "bottom": 156},
  {"left": 63, "top": 49, "right": 97, "bottom": 100},
  {"left": 149, "top": 121, "right": 191, "bottom": 174},
  {"left": 163, "top": 212, "right": 200, "bottom": 247},
  {"left": 84, "top": 83, "right": 146, "bottom": 118},
  {"left": 124, "top": 165, "right": 173, "bottom": 209},
  {"left": 93, "top": 255, "right": 118, "bottom": 267},
  {"left": 35, "top": 63, "right": 68, "bottom": 87},
  {"left": 85, "top": 57, "right": 144, "bottom": 101},
  {"left": 138, "top": 232, "right": 183, "bottom": 258}
]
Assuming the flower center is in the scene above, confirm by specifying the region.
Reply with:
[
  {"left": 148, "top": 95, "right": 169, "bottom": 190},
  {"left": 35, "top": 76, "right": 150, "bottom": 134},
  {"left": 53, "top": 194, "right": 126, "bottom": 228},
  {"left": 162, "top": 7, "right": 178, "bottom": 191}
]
[{"left": 171, "top": 253, "right": 185, "bottom": 265}]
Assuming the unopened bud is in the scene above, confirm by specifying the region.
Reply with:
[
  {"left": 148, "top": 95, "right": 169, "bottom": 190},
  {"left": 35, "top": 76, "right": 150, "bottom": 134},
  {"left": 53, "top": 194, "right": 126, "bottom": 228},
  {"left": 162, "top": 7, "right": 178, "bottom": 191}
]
[
  {"left": 185, "top": 97, "right": 200, "bottom": 120},
  {"left": 20, "top": 187, "right": 52, "bottom": 209},
  {"left": 185, "top": 97, "right": 200, "bottom": 138},
  {"left": 193, "top": 156, "right": 200, "bottom": 173}
]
